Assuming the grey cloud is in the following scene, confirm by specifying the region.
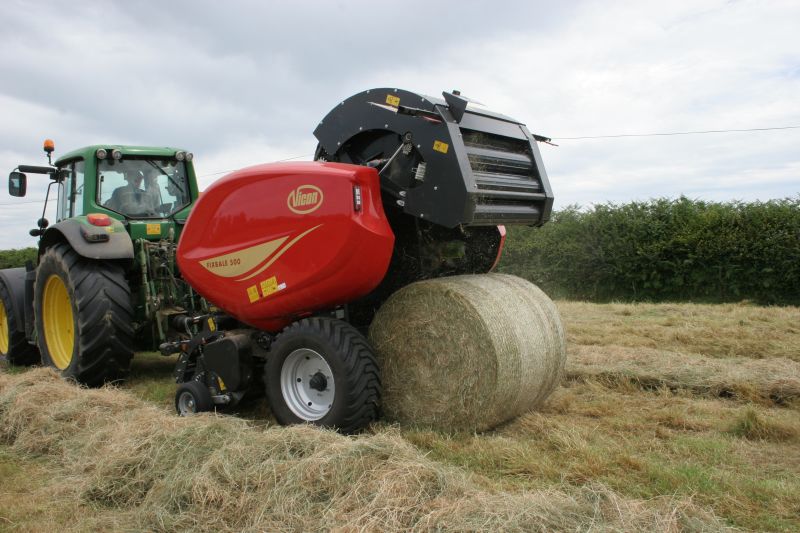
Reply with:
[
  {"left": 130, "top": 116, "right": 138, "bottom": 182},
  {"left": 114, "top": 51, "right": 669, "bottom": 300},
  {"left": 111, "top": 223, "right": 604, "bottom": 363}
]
[{"left": 0, "top": 0, "right": 798, "bottom": 249}]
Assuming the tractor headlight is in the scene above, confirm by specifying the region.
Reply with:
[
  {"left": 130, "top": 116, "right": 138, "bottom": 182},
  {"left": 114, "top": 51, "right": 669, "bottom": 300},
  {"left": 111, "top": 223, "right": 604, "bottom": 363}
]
[
  {"left": 96, "top": 148, "right": 107, "bottom": 160},
  {"left": 185, "top": 152, "right": 193, "bottom": 162},
  {"left": 111, "top": 149, "right": 122, "bottom": 160},
  {"left": 175, "top": 151, "right": 186, "bottom": 161}
]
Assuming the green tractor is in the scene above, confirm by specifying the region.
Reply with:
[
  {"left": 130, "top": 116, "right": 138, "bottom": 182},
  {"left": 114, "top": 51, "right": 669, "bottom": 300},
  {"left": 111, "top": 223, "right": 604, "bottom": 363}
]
[{"left": 0, "top": 140, "right": 203, "bottom": 385}]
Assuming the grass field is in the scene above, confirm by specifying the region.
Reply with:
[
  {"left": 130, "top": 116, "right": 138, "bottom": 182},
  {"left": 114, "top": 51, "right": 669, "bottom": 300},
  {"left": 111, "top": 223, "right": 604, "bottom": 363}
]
[{"left": 1, "top": 300, "right": 798, "bottom": 531}]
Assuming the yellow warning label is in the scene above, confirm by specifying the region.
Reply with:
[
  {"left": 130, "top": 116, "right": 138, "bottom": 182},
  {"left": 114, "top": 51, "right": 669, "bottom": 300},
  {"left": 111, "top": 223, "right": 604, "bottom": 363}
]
[
  {"left": 246, "top": 285, "right": 259, "bottom": 303},
  {"left": 386, "top": 94, "right": 400, "bottom": 107},
  {"left": 433, "top": 140, "right": 449, "bottom": 154},
  {"left": 207, "top": 318, "right": 216, "bottom": 332},
  {"left": 260, "top": 276, "right": 278, "bottom": 297},
  {"left": 146, "top": 223, "right": 161, "bottom": 235}
]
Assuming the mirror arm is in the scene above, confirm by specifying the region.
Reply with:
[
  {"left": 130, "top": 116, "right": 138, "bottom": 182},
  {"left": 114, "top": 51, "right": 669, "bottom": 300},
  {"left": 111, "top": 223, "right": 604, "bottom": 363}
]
[
  {"left": 17, "top": 164, "right": 56, "bottom": 175},
  {"left": 37, "top": 181, "right": 60, "bottom": 238}
]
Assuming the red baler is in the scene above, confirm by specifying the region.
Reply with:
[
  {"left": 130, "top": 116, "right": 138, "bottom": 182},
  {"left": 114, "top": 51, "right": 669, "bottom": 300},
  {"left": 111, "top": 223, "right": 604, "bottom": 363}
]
[{"left": 168, "top": 88, "right": 553, "bottom": 433}]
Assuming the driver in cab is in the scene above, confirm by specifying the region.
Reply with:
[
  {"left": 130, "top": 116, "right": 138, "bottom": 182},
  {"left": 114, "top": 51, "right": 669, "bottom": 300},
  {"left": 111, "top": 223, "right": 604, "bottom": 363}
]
[{"left": 105, "top": 167, "right": 160, "bottom": 216}]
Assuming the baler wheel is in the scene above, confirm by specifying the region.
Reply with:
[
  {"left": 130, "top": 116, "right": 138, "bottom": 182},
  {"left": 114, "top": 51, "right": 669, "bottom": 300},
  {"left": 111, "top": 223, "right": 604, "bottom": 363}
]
[
  {"left": 175, "top": 380, "right": 214, "bottom": 415},
  {"left": 0, "top": 281, "right": 39, "bottom": 365},
  {"left": 34, "top": 242, "right": 134, "bottom": 386},
  {"left": 265, "top": 317, "right": 381, "bottom": 434}
]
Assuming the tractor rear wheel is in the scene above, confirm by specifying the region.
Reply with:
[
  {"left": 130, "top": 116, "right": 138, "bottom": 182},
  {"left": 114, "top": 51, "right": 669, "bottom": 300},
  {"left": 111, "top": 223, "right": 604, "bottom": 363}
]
[
  {"left": 34, "top": 242, "right": 134, "bottom": 386},
  {"left": 265, "top": 317, "right": 381, "bottom": 434},
  {"left": 0, "top": 282, "right": 39, "bottom": 365}
]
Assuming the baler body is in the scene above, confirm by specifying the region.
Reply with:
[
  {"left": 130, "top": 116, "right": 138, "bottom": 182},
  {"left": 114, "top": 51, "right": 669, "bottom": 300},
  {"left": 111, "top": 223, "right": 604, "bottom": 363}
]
[{"left": 177, "top": 162, "right": 394, "bottom": 331}]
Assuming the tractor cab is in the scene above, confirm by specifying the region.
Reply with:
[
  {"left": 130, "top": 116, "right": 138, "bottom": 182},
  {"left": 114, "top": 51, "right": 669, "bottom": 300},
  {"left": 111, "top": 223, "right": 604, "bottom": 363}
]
[{"left": 8, "top": 141, "right": 200, "bottom": 242}]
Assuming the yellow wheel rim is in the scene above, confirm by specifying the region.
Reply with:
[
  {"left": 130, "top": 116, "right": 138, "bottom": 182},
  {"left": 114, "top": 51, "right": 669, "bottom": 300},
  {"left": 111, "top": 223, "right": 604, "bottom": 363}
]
[
  {"left": 0, "top": 298, "right": 9, "bottom": 355},
  {"left": 42, "top": 275, "right": 74, "bottom": 369}
]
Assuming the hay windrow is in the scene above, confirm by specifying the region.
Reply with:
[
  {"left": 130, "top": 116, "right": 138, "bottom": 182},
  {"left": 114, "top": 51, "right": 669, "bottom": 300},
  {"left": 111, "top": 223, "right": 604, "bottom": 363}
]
[
  {"left": 567, "top": 345, "right": 800, "bottom": 405},
  {"left": 558, "top": 300, "right": 800, "bottom": 361},
  {"left": 0, "top": 369, "right": 729, "bottom": 532},
  {"left": 369, "top": 274, "right": 567, "bottom": 432}
]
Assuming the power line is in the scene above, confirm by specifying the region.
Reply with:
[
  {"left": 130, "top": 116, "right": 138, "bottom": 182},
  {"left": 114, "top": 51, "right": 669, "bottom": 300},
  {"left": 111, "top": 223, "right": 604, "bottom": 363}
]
[
  {"left": 275, "top": 153, "right": 313, "bottom": 162},
  {"left": 1, "top": 124, "right": 793, "bottom": 208},
  {"left": 552, "top": 125, "right": 800, "bottom": 140},
  {"left": 0, "top": 154, "right": 315, "bottom": 206},
  {"left": 196, "top": 153, "right": 312, "bottom": 179},
  {"left": 0, "top": 198, "right": 57, "bottom": 207}
]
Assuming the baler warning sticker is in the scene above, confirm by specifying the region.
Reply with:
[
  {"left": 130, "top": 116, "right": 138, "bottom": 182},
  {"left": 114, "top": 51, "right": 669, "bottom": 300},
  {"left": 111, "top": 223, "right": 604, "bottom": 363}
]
[
  {"left": 146, "top": 223, "right": 161, "bottom": 235},
  {"left": 260, "top": 276, "right": 278, "bottom": 297},
  {"left": 246, "top": 285, "right": 260, "bottom": 303},
  {"left": 433, "top": 140, "right": 449, "bottom": 154},
  {"left": 386, "top": 94, "right": 400, "bottom": 107},
  {"left": 247, "top": 276, "right": 287, "bottom": 304}
]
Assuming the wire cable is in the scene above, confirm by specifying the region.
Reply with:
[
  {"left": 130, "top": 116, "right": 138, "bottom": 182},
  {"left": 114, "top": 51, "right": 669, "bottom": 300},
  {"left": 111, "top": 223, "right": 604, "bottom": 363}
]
[
  {"left": 196, "top": 153, "right": 312, "bottom": 179},
  {"left": 1, "top": 124, "right": 794, "bottom": 207},
  {"left": 0, "top": 154, "right": 315, "bottom": 206},
  {"left": 552, "top": 125, "right": 800, "bottom": 140},
  {"left": 0, "top": 198, "right": 57, "bottom": 207}
]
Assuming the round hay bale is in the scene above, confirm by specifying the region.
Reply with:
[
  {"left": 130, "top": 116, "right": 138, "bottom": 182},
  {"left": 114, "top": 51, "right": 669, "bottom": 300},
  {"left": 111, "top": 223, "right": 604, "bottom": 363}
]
[{"left": 368, "top": 273, "right": 566, "bottom": 432}]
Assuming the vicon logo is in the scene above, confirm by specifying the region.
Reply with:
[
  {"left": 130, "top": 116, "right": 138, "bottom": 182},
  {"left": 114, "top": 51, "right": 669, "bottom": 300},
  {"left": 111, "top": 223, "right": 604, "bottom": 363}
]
[{"left": 287, "top": 184, "right": 324, "bottom": 214}]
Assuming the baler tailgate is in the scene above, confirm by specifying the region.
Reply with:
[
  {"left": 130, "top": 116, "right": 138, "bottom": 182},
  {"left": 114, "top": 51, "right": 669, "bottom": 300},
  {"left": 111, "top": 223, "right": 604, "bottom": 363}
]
[
  {"left": 314, "top": 88, "right": 554, "bottom": 228},
  {"left": 461, "top": 126, "right": 548, "bottom": 224}
]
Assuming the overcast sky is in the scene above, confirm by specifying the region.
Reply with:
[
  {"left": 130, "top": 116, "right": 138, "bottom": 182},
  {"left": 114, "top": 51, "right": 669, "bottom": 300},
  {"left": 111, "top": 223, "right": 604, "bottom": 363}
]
[{"left": 0, "top": 0, "right": 798, "bottom": 249}]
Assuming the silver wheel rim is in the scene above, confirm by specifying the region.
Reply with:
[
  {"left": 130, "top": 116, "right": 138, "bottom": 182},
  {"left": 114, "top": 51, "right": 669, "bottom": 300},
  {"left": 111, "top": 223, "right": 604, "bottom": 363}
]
[
  {"left": 177, "top": 391, "right": 197, "bottom": 415},
  {"left": 280, "top": 348, "right": 335, "bottom": 421}
]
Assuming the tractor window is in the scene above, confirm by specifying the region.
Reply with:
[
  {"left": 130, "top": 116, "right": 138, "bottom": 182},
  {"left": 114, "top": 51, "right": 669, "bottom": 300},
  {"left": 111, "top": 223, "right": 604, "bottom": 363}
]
[
  {"left": 98, "top": 158, "right": 190, "bottom": 218},
  {"left": 56, "top": 159, "right": 86, "bottom": 220},
  {"left": 57, "top": 163, "right": 72, "bottom": 222},
  {"left": 72, "top": 160, "right": 85, "bottom": 217}
]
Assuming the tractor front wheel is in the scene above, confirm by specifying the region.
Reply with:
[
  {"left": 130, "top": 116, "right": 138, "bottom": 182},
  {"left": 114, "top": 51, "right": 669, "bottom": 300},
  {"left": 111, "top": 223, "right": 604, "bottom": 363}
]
[
  {"left": 34, "top": 243, "right": 134, "bottom": 386},
  {"left": 265, "top": 317, "right": 381, "bottom": 434}
]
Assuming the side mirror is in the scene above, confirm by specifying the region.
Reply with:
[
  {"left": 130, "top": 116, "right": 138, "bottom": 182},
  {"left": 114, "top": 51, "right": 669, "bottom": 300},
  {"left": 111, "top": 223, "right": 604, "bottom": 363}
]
[{"left": 8, "top": 171, "right": 27, "bottom": 197}]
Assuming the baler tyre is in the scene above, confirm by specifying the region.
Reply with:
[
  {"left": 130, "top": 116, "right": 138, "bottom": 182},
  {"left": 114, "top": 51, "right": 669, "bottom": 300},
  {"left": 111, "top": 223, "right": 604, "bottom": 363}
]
[
  {"left": 175, "top": 380, "right": 214, "bottom": 415},
  {"left": 34, "top": 242, "right": 134, "bottom": 386},
  {"left": 0, "top": 281, "right": 39, "bottom": 365},
  {"left": 265, "top": 317, "right": 381, "bottom": 434}
]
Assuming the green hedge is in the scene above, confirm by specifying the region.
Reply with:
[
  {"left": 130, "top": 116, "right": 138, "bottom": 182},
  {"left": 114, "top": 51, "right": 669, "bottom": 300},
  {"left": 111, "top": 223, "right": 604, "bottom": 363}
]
[
  {"left": 4, "top": 198, "right": 799, "bottom": 305},
  {"left": 498, "top": 197, "right": 800, "bottom": 305},
  {"left": 0, "top": 248, "right": 37, "bottom": 270}
]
